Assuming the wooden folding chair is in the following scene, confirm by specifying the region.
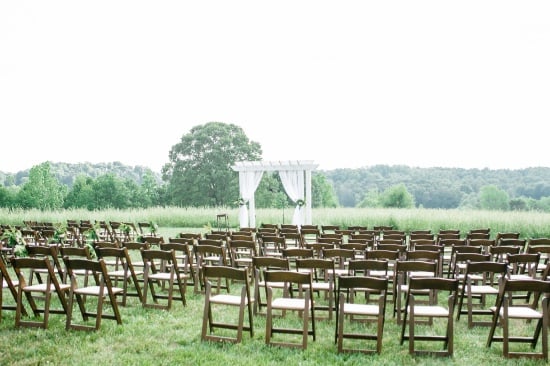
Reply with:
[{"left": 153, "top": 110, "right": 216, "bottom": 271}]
[
  {"left": 487, "top": 278, "right": 550, "bottom": 359},
  {"left": 393, "top": 260, "right": 438, "bottom": 325},
  {"left": 201, "top": 265, "right": 254, "bottom": 343},
  {"left": 95, "top": 247, "right": 144, "bottom": 306},
  {"left": 160, "top": 242, "right": 197, "bottom": 293},
  {"left": 264, "top": 270, "right": 315, "bottom": 349},
  {"left": 251, "top": 256, "right": 290, "bottom": 315},
  {"left": 63, "top": 257, "right": 123, "bottom": 331},
  {"left": 140, "top": 248, "right": 188, "bottom": 309},
  {"left": 335, "top": 275, "right": 388, "bottom": 354},
  {"left": 400, "top": 277, "right": 459, "bottom": 357},
  {"left": 456, "top": 261, "right": 508, "bottom": 328},
  {"left": 194, "top": 244, "right": 229, "bottom": 293},
  {"left": 295, "top": 258, "right": 336, "bottom": 320},
  {"left": 1, "top": 257, "right": 28, "bottom": 320},
  {"left": 26, "top": 244, "right": 66, "bottom": 284},
  {"left": 11, "top": 256, "right": 70, "bottom": 329}
]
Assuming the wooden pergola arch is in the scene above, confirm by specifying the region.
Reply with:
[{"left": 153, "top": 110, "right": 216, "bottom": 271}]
[{"left": 231, "top": 160, "right": 318, "bottom": 228}]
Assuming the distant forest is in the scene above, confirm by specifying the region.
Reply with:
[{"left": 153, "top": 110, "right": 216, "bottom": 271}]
[
  {"left": 323, "top": 165, "right": 550, "bottom": 208},
  {"left": 2, "top": 162, "right": 550, "bottom": 210}
]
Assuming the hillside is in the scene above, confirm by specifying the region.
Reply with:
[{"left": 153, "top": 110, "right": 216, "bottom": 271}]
[
  {"left": 0, "top": 161, "right": 162, "bottom": 187},
  {"left": 2, "top": 162, "right": 550, "bottom": 209}
]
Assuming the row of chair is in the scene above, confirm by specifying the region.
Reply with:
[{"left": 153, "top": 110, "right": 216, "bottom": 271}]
[
  {"left": 200, "top": 253, "right": 550, "bottom": 358},
  {"left": 0, "top": 241, "right": 190, "bottom": 331},
  {"left": 3, "top": 230, "right": 550, "bottom": 359}
]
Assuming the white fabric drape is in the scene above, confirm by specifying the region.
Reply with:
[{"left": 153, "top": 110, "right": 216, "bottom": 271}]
[
  {"left": 279, "top": 170, "right": 304, "bottom": 225},
  {"left": 238, "top": 171, "right": 264, "bottom": 228}
]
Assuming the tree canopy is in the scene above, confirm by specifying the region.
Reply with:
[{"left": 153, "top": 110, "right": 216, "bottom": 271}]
[{"left": 162, "top": 122, "right": 262, "bottom": 207}]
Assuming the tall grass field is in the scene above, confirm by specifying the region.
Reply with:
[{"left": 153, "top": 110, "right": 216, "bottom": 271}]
[{"left": 1, "top": 207, "right": 550, "bottom": 365}]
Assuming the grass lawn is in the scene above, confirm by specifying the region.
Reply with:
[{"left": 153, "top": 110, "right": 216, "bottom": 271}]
[{"left": 1, "top": 226, "right": 548, "bottom": 365}]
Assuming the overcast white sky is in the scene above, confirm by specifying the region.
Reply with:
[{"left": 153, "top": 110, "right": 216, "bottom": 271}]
[{"left": 1, "top": 1, "right": 549, "bottom": 174}]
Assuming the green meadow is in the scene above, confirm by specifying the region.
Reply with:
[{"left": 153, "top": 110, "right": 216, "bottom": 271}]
[{"left": 1, "top": 207, "right": 549, "bottom": 365}]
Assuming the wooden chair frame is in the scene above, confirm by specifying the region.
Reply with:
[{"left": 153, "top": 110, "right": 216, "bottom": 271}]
[
  {"left": 252, "top": 256, "right": 290, "bottom": 315},
  {"left": 95, "top": 247, "right": 144, "bottom": 306},
  {"left": 140, "top": 248, "right": 187, "bottom": 310},
  {"left": 394, "top": 260, "right": 438, "bottom": 324},
  {"left": 487, "top": 278, "right": 550, "bottom": 359},
  {"left": 295, "top": 258, "right": 336, "bottom": 320},
  {"left": 335, "top": 275, "right": 388, "bottom": 354},
  {"left": 63, "top": 257, "right": 123, "bottom": 331},
  {"left": 11, "top": 256, "right": 70, "bottom": 329},
  {"left": 1, "top": 257, "right": 28, "bottom": 320},
  {"left": 264, "top": 270, "right": 315, "bottom": 350},
  {"left": 400, "top": 277, "right": 459, "bottom": 357},
  {"left": 160, "top": 242, "right": 197, "bottom": 293},
  {"left": 456, "top": 260, "right": 508, "bottom": 328},
  {"left": 201, "top": 265, "right": 254, "bottom": 343}
]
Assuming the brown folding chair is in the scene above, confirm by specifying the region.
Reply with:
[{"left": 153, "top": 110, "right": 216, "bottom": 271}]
[
  {"left": 393, "top": 260, "right": 438, "bottom": 325},
  {"left": 456, "top": 261, "right": 508, "bottom": 328},
  {"left": 487, "top": 278, "right": 550, "bottom": 359},
  {"left": 400, "top": 277, "right": 459, "bottom": 357},
  {"left": 251, "top": 256, "right": 290, "bottom": 315},
  {"left": 295, "top": 258, "right": 336, "bottom": 320},
  {"left": 95, "top": 246, "right": 144, "bottom": 306},
  {"left": 201, "top": 265, "right": 254, "bottom": 343},
  {"left": 140, "top": 248, "right": 188, "bottom": 309},
  {"left": 11, "top": 256, "right": 70, "bottom": 329},
  {"left": 1, "top": 257, "right": 28, "bottom": 320},
  {"left": 335, "top": 275, "right": 388, "bottom": 354},
  {"left": 160, "top": 242, "right": 197, "bottom": 293},
  {"left": 264, "top": 270, "right": 315, "bottom": 349},
  {"left": 63, "top": 257, "right": 123, "bottom": 331}
]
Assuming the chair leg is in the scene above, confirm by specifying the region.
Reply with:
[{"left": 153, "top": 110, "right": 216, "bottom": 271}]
[
  {"left": 302, "top": 294, "right": 310, "bottom": 350},
  {"left": 201, "top": 285, "right": 211, "bottom": 340},
  {"left": 542, "top": 299, "right": 548, "bottom": 360},
  {"left": 265, "top": 287, "right": 273, "bottom": 345},
  {"left": 237, "top": 298, "right": 245, "bottom": 343},
  {"left": 409, "top": 295, "right": 415, "bottom": 355},
  {"left": 337, "top": 301, "right": 345, "bottom": 353},
  {"left": 503, "top": 298, "right": 509, "bottom": 357}
]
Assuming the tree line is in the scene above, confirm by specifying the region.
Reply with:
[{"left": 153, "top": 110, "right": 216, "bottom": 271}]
[{"left": 1, "top": 122, "right": 549, "bottom": 212}]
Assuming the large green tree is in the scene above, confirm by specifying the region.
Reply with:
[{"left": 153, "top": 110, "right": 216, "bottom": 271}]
[
  {"left": 479, "top": 185, "right": 510, "bottom": 211},
  {"left": 379, "top": 183, "right": 415, "bottom": 208},
  {"left": 162, "top": 122, "right": 262, "bottom": 207},
  {"left": 16, "top": 162, "right": 66, "bottom": 210}
]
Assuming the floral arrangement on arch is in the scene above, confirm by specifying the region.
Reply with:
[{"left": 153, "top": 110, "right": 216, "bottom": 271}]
[
  {"left": 236, "top": 197, "right": 247, "bottom": 206},
  {"left": 296, "top": 199, "right": 305, "bottom": 208}
]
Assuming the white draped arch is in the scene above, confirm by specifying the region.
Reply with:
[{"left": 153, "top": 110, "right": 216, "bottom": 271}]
[{"left": 231, "top": 160, "right": 318, "bottom": 228}]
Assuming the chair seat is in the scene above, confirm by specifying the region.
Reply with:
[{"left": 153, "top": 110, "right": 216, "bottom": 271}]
[
  {"left": 3, "top": 279, "right": 19, "bottom": 288},
  {"left": 509, "top": 274, "right": 534, "bottom": 280},
  {"left": 272, "top": 297, "right": 308, "bottom": 311},
  {"left": 409, "top": 271, "right": 435, "bottom": 278},
  {"left": 408, "top": 305, "right": 449, "bottom": 317},
  {"left": 148, "top": 272, "right": 189, "bottom": 281},
  {"left": 343, "top": 303, "right": 380, "bottom": 316},
  {"left": 108, "top": 270, "right": 144, "bottom": 278},
  {"left": 304, "top": 283, "right": 331, "bottom": 291},
  {"left": 258, "top": 280, "right": 286, "bottom": 288},
  {"left": 24, "top": 283, "right": 70, "bottom": 292},
  {"left": 469, "top": 285, "right": 499, "bottom": 295},
  {"left": 210, "top": 294, "right": 254, "bottom": 306},
  {"left": 490, "top": 305, "right": 543, "bottom": 319},
  {"left": 74, "top": 285, "right": 124, "bottom": 296},
  {"left": 371, "top": 270, "right": 393, "bottom": 277}
]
